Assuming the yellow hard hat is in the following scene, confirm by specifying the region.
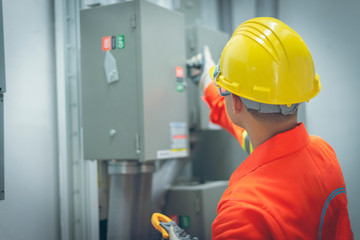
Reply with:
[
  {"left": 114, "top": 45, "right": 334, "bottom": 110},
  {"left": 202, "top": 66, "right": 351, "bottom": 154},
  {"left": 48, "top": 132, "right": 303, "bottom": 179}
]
[{"left": 209, "top": 17, "right": 321, "bottom": 106}]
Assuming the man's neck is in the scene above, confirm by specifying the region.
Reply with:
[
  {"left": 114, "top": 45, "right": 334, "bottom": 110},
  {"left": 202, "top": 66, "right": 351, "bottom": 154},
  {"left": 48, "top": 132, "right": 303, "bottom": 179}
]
[{"left": 246, "top": 119, "right": 298, "bottom": 149}]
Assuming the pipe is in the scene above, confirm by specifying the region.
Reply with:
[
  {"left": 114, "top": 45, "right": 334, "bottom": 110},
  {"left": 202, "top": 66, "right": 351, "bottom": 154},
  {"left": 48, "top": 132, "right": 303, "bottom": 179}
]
[
  {"left": 107, "top": 161, "right": 139, "bottom": 240},
  {"left": 136, "top": 162, "right": 155, "bottom": 240},
  {"left": 107, "top": 160, "right": 155, "bottom": 240}
]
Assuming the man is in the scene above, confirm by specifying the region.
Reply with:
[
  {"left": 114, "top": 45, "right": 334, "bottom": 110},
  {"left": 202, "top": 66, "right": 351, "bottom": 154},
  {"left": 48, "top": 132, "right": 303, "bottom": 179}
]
[{"left": 189, "top": 17, "right": 353, "bottom": 239}]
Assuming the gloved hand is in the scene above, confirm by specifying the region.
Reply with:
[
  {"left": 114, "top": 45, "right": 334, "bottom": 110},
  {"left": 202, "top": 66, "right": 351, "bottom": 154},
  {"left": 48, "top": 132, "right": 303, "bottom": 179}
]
[{"left": 186, "top": 45, "right": 215, "bottom": 92}]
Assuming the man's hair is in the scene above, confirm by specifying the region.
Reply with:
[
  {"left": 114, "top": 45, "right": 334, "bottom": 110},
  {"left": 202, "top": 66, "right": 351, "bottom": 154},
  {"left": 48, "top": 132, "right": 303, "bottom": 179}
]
[{"left": 248, "top": 109, "right": 297, "bottom": 123}]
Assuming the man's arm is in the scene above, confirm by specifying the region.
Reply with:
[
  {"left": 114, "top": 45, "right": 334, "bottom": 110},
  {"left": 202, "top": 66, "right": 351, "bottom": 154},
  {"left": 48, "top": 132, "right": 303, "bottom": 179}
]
[
  {"left": 203, "top": 83, "right": 253, "bottom": 154},
  {"left": 187, "top": 46, "right": 253, "bottom": 154},
  {"left": 212, "top": 200, "right": 285, "bottom": 240},
  {"left": 203, "top": 83, "right": 238, "bottom": 136}
]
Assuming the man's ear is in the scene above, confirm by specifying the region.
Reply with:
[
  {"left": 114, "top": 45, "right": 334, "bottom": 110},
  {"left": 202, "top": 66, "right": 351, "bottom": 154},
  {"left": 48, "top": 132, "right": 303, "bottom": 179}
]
[{"left": 231, "top": 94, "right": 243, "bottom": 115}]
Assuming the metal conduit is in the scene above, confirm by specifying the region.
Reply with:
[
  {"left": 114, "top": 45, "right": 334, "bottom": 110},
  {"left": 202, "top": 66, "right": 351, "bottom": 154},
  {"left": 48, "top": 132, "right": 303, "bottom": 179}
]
[{"left": 107, "top": 161, "right": 155, "bottom": 240}]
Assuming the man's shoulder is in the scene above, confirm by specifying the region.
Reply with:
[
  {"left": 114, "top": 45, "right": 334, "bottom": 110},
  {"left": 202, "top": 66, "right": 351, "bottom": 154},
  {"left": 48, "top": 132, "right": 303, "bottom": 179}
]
[{"left": 308, "top": 134, "right": 336, "bottom": 155}]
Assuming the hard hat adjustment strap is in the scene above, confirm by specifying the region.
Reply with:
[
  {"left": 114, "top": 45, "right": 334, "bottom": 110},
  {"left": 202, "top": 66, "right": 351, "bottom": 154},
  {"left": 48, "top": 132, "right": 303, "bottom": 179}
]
[{"left": 241, "top": 97, "right": 300, "bottom": 115}]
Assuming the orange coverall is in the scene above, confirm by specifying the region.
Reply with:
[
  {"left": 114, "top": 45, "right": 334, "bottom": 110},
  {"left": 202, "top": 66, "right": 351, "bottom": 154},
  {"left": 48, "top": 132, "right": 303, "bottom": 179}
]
[{"left": 203, "top": 83, "right": 353, "bottom": 240}]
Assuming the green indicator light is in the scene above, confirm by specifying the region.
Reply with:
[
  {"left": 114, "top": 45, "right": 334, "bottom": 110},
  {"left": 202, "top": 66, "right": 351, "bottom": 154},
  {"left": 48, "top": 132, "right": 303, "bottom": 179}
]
[
  {"left": 180, "top": 215, "right": 191, "bottom": 228},
  {"left": 176, "top": 82, "right": 184, "bottom": 92},
  {"left": 117, "top": 35, "right": 125, "bottom": 49}
]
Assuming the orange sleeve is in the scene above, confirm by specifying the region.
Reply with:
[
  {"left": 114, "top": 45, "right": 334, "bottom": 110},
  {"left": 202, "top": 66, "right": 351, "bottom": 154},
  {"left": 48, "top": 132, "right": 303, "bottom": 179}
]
[
  {"left": 203, "top": 83, "right": 248, "bottom": 149},
  {"left": 212, "top": 200, "right": 285, "bottom": 240}
]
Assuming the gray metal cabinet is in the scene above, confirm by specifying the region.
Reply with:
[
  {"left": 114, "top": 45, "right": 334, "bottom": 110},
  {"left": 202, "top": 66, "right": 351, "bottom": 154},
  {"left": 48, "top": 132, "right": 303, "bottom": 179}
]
[
  {"left": 80, "top": 0, "right": 189, "bottom": 162},
  {"left": 0, "top": 0, "right": 5, "bottom": 200}
]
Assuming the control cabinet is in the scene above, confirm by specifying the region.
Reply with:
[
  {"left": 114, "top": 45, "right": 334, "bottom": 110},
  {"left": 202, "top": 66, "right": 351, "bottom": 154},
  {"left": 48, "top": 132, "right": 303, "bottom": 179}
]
[
  {"left": 0, "top": 93, "right": 3, "bottom": 200},
  {"left": 80, "top": 1, "right": 189, "bottom": 161},
  {"left": 173, "top": 0, "right": 202, "bottom": 26},
  {"left": 0, "top": 0, "right": 4, "bottom": 92},
  {"left": 0, "top": 0, "right": 5, "bottom": 200},
  {"left": 164, "top": 181, "right": 228, "bottom": 240},
  {"left": 186, "top": 25, "right": 229, "bottom": 130}
]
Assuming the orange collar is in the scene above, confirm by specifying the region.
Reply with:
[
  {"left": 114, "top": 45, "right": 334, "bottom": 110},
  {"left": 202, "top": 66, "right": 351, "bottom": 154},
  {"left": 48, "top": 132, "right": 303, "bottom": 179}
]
[{"left": 229, "top": 123, "right": 311, "bottom": 185}]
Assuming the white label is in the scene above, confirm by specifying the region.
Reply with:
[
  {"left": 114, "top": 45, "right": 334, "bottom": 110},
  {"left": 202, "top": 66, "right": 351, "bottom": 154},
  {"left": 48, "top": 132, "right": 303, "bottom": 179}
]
[
  {"left": 170, "top": 122, "right": 187, "bottom": 150},
  {"left": 157, "top": 149, "right": 188, "bottom": 160}
]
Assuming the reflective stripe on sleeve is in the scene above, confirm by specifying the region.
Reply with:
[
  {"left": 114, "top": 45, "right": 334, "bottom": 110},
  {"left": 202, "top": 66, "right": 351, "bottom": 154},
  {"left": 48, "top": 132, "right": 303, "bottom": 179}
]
[
  {"left": 241, "top": 131, "right": 253, "bottom": 155},
  {"left": 318, "top": 188, "right": 347, "bottom": 240}
]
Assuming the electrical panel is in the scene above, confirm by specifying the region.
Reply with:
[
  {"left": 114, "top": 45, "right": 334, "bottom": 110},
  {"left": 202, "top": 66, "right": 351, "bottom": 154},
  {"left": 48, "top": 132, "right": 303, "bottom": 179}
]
[
  {"left": 0, "top": 0, "right": 4, "bottom": 92},
  {"left": 186, "top": 25, "right": 229, "bottom": 130},
  {"left": 0, "top": 0, "right": 5, "bottom": 200},
  {"left": 173, "top": 0, "right": 202, "bottom": 26},
  {"left": 80, "top": 1, "right": 189, "bottom": 162},
  {"left": 164, "top": 181, "right": 228, "bottom": 240},
  {"left": 0, "top": 94, "right": 3, "bottom": 201}
]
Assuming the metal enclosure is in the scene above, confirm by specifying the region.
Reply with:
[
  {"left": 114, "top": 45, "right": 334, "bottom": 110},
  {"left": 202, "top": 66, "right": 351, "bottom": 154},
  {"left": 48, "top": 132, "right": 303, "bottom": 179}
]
[
  {"left": 0, "top": 0, "right": 5, "bottom": 200},
  {"left": 186, "top": 25, "right": 229, "bottom": 130},
  {"left": 0, "top": 94, "right": 3, "bottom": 200},
  {"left": 80, "top": 1, "right": 188, "bottom": 162},
  {"left": 164, "top": 181, "right": 228, "bottom": 240},
  {"left": 173, "top": 0, "right": 202, "bottom": 25},
  {"left": 0, "top": 0, "right": 4, "bottom": 92}
]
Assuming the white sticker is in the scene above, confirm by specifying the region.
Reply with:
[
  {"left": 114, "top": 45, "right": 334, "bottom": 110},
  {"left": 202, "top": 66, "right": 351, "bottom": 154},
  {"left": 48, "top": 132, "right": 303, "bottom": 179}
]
[
  {"left": 157, "top": 149, "right": 188, "bottom": 160},
  {"left": 170, "top": 122, "right": 187, "bottom": 150},
  {"left": 104, "top": 51, "right": 119, "bottom": 84}
]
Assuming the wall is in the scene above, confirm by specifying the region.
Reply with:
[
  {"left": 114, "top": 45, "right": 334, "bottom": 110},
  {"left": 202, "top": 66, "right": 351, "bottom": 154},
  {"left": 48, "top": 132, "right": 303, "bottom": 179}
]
[
  {"left": 278, "top": 0, "right": 360, "bottom": 235},
  {"left": 0, "top": 0, "right": 59, "bottom": 239},
  {"left": 231, "top": 0, "right": 256, "bottom": 30}
]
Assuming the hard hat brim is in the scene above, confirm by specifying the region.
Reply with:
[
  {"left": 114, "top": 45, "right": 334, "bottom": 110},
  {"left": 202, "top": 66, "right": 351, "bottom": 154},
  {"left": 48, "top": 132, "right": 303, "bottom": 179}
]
[{"left": 209, "top": 66, "right": 216, "bottom": 81}]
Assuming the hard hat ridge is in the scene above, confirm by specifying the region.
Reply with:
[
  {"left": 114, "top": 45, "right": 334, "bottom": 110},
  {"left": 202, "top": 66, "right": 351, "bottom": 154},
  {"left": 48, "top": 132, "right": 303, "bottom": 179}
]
[{"left": 232, "top": 21, "right": 282, "bottom": 63}]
